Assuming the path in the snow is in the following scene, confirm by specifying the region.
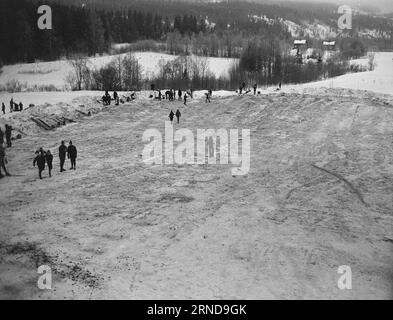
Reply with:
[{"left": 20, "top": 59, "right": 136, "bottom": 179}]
[{"left": 0, "top": 90, "right": 392, "bottom": 299}]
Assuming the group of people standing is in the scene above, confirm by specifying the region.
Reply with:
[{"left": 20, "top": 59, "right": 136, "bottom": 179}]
[
  {"left": 2, "top": 98, "right": 24, "bottom": 114},
  {"left": 154, "top": 88, "right": 195, "bottom": 106},
  {"left": 33, "top": 141, "right": 77, "bottom": 179},
  {"left": 102, "top": 91, "right": 136, "bottom": 105}
]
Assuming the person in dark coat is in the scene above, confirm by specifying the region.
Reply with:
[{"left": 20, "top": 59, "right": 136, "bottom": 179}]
[
  {"left": 33, "top": 149, "right": 46, "bottom": 179},
  {"left": 205, "top": 92, "right": 211, "bottom": 103},
  {"left": 183, "top": 93, "right": 188, "bottom": 106},
  {"left": 0, "top": 142, "right": 10, "bottom": 178},
  {"left": 104, "top": 91, "right": 111, "bottom": 105},
  {"left": 45, "top": 150, "right": 53, "bottom": 177},
  {"left": 113, "top": 91, "right": 119, "bottom": 105},
  {"left": 175, "top": 109, "right": 181, "bottom": 124},
  {"left": 253, "top": 84, "right": 257, "bottom": 95},
  {"left": 10, "top": 98, "right": 13, "bottom": 113},
  {"left": 0, "top": 128, "right": 3, "bottom": 145},
  {"left": 19, "top": 102, "right": 23, "bottom": 111},
  {"left": 2, "top": 103, "right": 5, "bottom": 114},
  {"left": 178, "top": 89, "right": 182, "bottom": 100},
  {"left": 67, "top": 141, "right": 77, "bottom": 170},
  {"left": 59, "top": 140, "right": 67, "bottom": 172},
  {"left": 5, "top": 125, "right": 12, "bottom": 147},
  {"left": 169, "top": 110, "right": 175, "bottom": 124}
]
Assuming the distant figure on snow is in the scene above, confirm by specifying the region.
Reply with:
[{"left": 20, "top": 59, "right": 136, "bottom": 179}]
[
  {"left": 205, "top": 92, "right": 211, "bottom": 103},
  {"left": 2, "top": 103, "right": 5, "bottom": 114},
  {"left": 0, "top": 142, "right": 11, "bottom": 178},
  {"left": 113, "top": 91, "right": 119, "bottom": 105},
  {"left": 103, "top": 91, "right": 111, "bottom": 105},
  {"left": 9, "top": 98, "right": 13, "bottom": 113},
  {"left": 178, "top": 89, "right": 182, "bottom": 100},
  {"left": 33, "top": 149, "right": 46, "bottom": 179},
  {"left": 175, "top": 109, "right": 181, "bottom": 124},
  {"left": 0, "top": 128, "right": 3, "bottom": 145},
  {"left": 169, "top": 110, "right": 175, "bottom": 124},
  {"left": 59, "top": 140, "right": 67, "bottom": 172},
  {"left": 67, "top": 141, "right": 77, "bottom": 170},
  {"left": 253, "top": 84, "right": 257, "bottom": 95},
  {"left": 19, "top": 102, "right": 23, "bottom": 111},
  {"left": 45, "top": 150, "right": 53, "bottom": 177},
  {"left": 183, "top": 93, "right": 188, "bottom": 106}
]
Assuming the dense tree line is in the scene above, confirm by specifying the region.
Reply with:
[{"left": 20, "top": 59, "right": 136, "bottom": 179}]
[
  {"left": 0, "top": 0, "right": 296, "bottom": 64},
  {"left": 0, "top": 0, "right": 209, "bottom": 64},
  {"left": 1, "top": 0, "right": 392, "bottom": 66}
]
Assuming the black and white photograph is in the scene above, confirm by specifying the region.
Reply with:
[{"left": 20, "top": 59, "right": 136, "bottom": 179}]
[{"left": 0, "top": 0, "right": 392, "bottom": 302}]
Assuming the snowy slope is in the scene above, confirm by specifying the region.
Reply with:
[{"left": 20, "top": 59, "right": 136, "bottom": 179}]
[
  {"left": 283, "top": 52, "right": 393, "bottom": 96},
  {"left": 0, "top": 87, "right": 392, "bottom": 299}
]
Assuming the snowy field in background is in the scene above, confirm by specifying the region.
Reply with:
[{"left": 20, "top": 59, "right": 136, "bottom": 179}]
[
  {"left": 285, "top": 52, "right": 393, "bottom": 96},
  {"left": 0, "top": 52, "right": 392, "bottom": 109},
  {"left": 0, "top": 51, "right": 236, "bottom": 90}
]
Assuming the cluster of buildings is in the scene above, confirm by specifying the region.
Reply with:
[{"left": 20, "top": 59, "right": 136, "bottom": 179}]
[{"left": 291, "top": 39, "right": 338, "bottom": 63}]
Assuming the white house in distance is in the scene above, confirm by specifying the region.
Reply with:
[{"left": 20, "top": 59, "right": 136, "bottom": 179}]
[
  {"left": 291, "top": 39, "right": 308, "bottom": 59},
  {"left": 323, "top": 40, "right": 336, "bottom": 50}
]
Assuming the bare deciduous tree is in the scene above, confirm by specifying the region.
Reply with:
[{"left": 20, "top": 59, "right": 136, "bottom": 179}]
[{"left": 66, "top": 54, "right": 90, "bottom": 91}]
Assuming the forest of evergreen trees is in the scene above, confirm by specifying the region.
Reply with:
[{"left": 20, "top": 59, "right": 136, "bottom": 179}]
[
  {"left": 1, "top": 0, "right": 392, "bottom": 66},
  {"left": 0, "top": 0, "right": 295, "bottom": 64}
]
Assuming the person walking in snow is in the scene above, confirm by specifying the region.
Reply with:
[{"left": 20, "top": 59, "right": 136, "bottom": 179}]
[
  {"left": 2, "top": 103, "right": 5, "bottom": 114},
  {"left": 169, "top": 110, "right": 175, "bottom": 124},
  {"left": 253, "top": 83, "right": 257, "bottom": 95},
  {"left": 175, "top": 109, "right": 181, "bottom": 124},
  {"left": 9, "top": 98, "right": 13, "bottom": 113},
  {"left": 0, "top": 128, "right": 3, "bottom": 145},
  {"left": 45, "top": 150, "right": 53, "bottom": 177},
  {"left": 33, "top": 149, "right": 46, "bottom": 179},
  {"left": 205, "top": 92, "right": 211, "bottom": 103},
  {"left": 19, "top": 102, "right": 23, "bottom": 111},
  {"left": 59, "top": 140, "right": 67, "bottom": 172},
  {"left": 0, "top": 142, "right": 10, "bottom": 178},
  {"left": 67, "top": 141, "right": 77, "bottom": 170},
  {"left": 178, "top": 89, "right": 182, "bottom": 100},
  {"left": 183, "top": 93, "right": 188, "bottom": 106}
]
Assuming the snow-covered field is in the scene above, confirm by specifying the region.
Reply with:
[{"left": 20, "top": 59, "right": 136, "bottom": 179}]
[
  {"left": 0, "top": 52, "right": 236, "bottom": 90},
  {"left": 284, "top": 52, "right": 393, "bottom": 96},
  {"left": 0, "top": 52, "right": 392, "bottom": 300}
]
